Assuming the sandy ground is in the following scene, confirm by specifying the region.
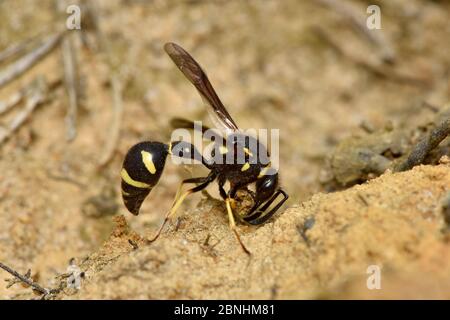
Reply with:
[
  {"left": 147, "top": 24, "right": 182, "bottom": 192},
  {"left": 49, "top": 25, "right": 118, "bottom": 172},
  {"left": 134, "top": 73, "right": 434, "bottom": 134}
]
[
  {"left": 0, "top": 0, "right": 449, "bottom": 299},
  {"left": 68, "top": 165, "right": 450, "bottom": 299}
]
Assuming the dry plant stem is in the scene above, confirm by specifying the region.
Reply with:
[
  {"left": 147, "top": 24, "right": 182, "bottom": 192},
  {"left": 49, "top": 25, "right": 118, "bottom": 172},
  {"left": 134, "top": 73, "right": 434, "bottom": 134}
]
[
  {"left": 98, "top": 73, "right": 123, "bottom": 167},
  {"left": 0, "top": 78, "right": 62, "bottom": 117},
  {"left": 61, "top": 32, "right": 80, "bottom": 141},
  {"left": 0, "top": 90, "right": 25, "bottom": 115},
  {"left": 396, "top": 118, "right": 450, "bottom": 171},
  {"left": 0, "top": 29, "right": 52, "bottom": 64},
  {"left": 0, "top": 37, "right": 35, "bottom": 65},
  {"left": 314, "top": 27, "right": 428, "bottom": 87},
  {"left": 90, "top": 2, "right": 124, "bottom": 167},
  {"left": 0, "top": 261, "right": 49, "bottom": 295},
  {"left": 57, "top": 0, "right": 81, "bottom": 141},
  {"left": 315, "top": 0, "right": 396, "bottom": 63},
  {"left": 78, "top": 0, "right": 100, "bottom": 50},
  {"left": 0, "top": 77, "right": 47, "bottom": 145},
  {"left": 47, "top": 171, "right": 86, "bottom": 189},
  {"left": 0, "top": 42, "right": 28, "bottom": 65},
  {"left": 0, "top": 32, "right": 64, "bottom": 89}
]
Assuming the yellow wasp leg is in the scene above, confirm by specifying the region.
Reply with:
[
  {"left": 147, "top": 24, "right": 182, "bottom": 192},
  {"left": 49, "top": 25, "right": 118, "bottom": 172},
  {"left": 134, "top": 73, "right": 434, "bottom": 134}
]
[
  {"left": 148, "top": 189, "right": 193, "bottom": 243},
  {"left": 226, "top": 198, "right": 251, "bottom": 255},
  {"left": 149, "top": 174, "right": 216, "bottom": 243}
]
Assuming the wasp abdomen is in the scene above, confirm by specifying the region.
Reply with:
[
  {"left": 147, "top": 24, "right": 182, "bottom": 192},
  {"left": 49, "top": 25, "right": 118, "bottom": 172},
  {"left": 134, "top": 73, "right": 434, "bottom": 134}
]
[{"left": 121, "top": 141, "right": 169, "bottom": 215}]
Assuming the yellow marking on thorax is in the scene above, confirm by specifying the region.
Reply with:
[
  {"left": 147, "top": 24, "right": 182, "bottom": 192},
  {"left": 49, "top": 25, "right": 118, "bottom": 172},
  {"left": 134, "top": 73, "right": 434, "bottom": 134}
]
[
  {"left": 168, "top": 142, "right": 172, "bottom": 155},
  {"left": 258, "top": 162, "right": 272, "bottom": 178},
  {"left": 121, "top": 169, "right": 151, "bottom": 189},
  {"left": 219, "top": 146, "right": 228, "bottom": 154},
  {"left": 241, "top": 162, "right": 250, "bottom": 172},
  {"left": 243, "top": 147, "right": 253, "bottom": 157},
  {"left": 141, "top": 150, "right": 157, "bottom": 174},
  {"left": 122, "top": 189, "right": 131, "bottom": 196}
]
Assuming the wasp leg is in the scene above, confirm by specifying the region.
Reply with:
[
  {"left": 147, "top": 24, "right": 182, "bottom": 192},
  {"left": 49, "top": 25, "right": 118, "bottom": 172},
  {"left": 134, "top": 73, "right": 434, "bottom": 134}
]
[
  {"left": 244, "top": 190, "right": 283, "bottom": 221},
  {"left": 148, "top": 172, "right": 216, "bottom": 243},
  {"left": 225, "top": 197, "right": 251, "bottom": 255},
  {"left": 172, "top": 175, "right": 215, "bottom": 207},
  {"left": 244, "top": 189, "right": 289, "bottom": 225}
]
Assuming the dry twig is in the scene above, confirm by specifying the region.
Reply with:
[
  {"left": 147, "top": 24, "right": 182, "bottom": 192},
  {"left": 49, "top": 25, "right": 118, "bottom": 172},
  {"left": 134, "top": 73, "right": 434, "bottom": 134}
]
[
  {"left": 47, "top": 171, "right": 86, "bottom": 189},
  {"left": 315, "top": 0, "right": 396, "bottom": 63},
  {"left": 56, "top": 0, "right": 82, "bottom": 142},
  {"left": 314, "top": 27, "right": 429, "bottom": 87},
  {"left": 61, "top": 32, "right": 81, "bottom": 141},
  {"left": 0, "top": 77, "right": 63, "bottom": 145},
  {"left": 0, "top": 35, "right": 41, "bottom": 65},
  {"left": 86, "top": 2, "right": 125, "bottom": 167},
  {"left": 0, "top": 89, "right": 25, "bottom": 115},
  {"left": 0, "top": 261, "right": 49, "bottom": 295},
  {"left": 0, "top": 32, "right": 64, "bottom": 89},
  {"left": 396, "top": 118, "right": 450, "bottom": 171},
  {"left": 98, "top": 73, "right": 124, "bottom": 167}
]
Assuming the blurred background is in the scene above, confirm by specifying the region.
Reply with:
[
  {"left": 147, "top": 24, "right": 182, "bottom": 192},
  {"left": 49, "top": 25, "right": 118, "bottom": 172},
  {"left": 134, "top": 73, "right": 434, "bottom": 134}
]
[{"left": 0, "top": 0, "right": 449, "bottom": 298}]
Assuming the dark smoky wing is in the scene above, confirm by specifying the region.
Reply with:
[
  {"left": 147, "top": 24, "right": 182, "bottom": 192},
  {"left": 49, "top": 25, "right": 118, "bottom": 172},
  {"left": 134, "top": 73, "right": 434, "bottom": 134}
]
[
  {"left": 164, "top": 42, "right": 239, "bottom": 131},
  {"left": 170, "top": 117, "right": 211, "bottom": 134}
]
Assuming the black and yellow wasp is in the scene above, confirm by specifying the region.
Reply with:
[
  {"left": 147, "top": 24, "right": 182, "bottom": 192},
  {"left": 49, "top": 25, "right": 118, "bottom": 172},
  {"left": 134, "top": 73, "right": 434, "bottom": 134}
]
[{"left": 121, "top": 43, "right": 288, "bottom": 254}]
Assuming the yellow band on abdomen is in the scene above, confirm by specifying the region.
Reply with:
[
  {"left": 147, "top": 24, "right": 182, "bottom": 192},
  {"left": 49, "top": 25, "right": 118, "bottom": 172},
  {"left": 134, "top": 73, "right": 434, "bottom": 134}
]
[{"left": 121, "top": 168, "right": 151, "bottom": 188}]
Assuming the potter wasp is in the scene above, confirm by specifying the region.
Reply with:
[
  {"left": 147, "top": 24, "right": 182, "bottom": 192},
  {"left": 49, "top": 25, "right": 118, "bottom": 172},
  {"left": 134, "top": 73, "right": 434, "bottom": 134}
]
[{"left": 121, "top": 43, "right": 288, "bottom": 254}]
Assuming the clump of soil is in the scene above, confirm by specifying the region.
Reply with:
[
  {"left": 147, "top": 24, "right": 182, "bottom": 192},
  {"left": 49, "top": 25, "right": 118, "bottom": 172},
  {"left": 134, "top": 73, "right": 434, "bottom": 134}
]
[
  {"left": 53, "top": 164, "right": 450, "bottom": 299},
  {"left": 324, "top": 105, "right": 450, "bottom": 188}
]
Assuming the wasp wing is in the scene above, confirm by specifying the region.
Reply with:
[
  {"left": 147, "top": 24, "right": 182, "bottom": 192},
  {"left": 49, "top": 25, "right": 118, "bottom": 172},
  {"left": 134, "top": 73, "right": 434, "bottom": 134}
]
[{"left": 164, "top": 42, "right": 239, "bottom": 132}]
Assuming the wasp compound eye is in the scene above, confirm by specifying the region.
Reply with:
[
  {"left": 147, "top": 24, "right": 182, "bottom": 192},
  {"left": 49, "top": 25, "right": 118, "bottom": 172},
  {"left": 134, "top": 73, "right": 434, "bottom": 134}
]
[
  {"left": 255, "top": 173, "right": 278, "bottom": 204},
  {"left": 121, "top": 141, "right": 169, "bottom": 215}
]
